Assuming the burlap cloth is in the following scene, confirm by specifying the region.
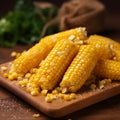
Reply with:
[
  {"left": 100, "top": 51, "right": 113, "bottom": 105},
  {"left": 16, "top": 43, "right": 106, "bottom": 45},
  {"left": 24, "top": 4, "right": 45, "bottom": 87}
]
[{"left": 41, "top": 0, "right": 106, "bottom": 37}]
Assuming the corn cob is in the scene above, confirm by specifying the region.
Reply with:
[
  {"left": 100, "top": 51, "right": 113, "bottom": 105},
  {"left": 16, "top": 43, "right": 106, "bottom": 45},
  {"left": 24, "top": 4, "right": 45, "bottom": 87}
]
[
  {"left": 60, "top": 45, "right": 99, "bottom": 93},
  {"left": 43, "top": 27, "right": 87, "bottom": 43},
  {"left": 87, "top": 35, "right": 120, "bottom": 59},
  {"left": 94, "top": 59, "right": 120, "bottom": 80},
  {"left": 11, "top": 40, "right": 54, "bottom": 74},
  {"left": 32, "top": 39, "right": 79, "bottom": 90},
  {"left": 10, "top": 27, "right": 87, "bottom": 76}
]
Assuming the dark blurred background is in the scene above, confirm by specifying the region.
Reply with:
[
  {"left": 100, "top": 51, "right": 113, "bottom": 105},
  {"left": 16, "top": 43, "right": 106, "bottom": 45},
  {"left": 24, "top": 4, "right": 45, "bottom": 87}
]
[
  {"left": 0, "top": 0, "right": 120, "bottom": 40},
  {"left": 0, "top": 0, "right": 120, "bottom": 18}
]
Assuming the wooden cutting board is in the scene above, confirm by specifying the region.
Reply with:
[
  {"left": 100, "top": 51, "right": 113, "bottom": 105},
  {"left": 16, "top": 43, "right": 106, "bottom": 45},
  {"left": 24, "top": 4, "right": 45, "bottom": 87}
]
[{"left": 0, "top": 62, "right": 120, "bottom": 118}]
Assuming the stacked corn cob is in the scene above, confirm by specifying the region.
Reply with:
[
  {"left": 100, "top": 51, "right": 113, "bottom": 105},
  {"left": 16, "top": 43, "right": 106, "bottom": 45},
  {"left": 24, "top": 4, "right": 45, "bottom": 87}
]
[
  {"left": 7, "top": 27, "right": 87, "bottom": 80},
  {"left": 1, "top": 27, "right": 120, "bottom": 102}
]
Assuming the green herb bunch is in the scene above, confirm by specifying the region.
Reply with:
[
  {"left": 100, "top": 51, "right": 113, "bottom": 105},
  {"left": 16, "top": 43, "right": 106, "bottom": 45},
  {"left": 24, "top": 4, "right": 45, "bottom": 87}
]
[{"left": 0, "top": 0, "right": 58, "bottom": 47}]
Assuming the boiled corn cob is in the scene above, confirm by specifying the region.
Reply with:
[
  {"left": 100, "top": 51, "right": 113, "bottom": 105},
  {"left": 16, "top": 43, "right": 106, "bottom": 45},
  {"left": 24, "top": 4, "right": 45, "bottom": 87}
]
[
  {"left": 31, "top": 39, "right": 79, "bottom": 90},
  {"left": 10, "top": 39, "right": 55, "bottom": 76},
  {"left": 42, "top": 27, "right": 87, "bottom": 43},
  {"left": 94, "top": 59, "right": 120, "bottom": 80},
  {"left": 87, "top": 35, "right": 120, "bottom": 59},
  {"left": 10, "top": 27, "right": 87, "bottom": 76},
  {"left": 60, "top": 45, "right": 99, "bottom": 93}
]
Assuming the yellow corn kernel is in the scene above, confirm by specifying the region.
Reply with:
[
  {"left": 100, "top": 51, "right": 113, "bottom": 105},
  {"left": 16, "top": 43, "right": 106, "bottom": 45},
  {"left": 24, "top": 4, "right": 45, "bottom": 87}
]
[
  {"left": 69, "top": 93, "right": 76, "bottom": 99},
  {"left": 1, "top": 66, "right": 7, "bottom": 72},
  {"left": 18, "top": 79, "right": 28, "bottom": 87},
  {"left": 3, "top": 73, "right": 8, "bottom": 78},
  {"left": 45, "top": 96, "right": 53, "bottom": 103},
  {"left": 11, "top": 51, "right": 17, "bottom": 57},
  {"left": 11, "top": 51, "right": 21, "bottom": 58},
  {"left": 52, "top": 89, "right": 59, "bottom": 95},
  {"left": 30, "top": 88, "right": 39, "bottom": 96},
  {"left": 63, "top": 94, "right": 71, "bottom": 101},
  {"left": 41, "top": 89, "right": 48, "bottom": 96},
  {"left": 87, "top": 35, "right": 120, "bottom": 59},
  {"left": 94, "top": 59, "right": 120, "bottom": 80},
  {"left": 17, "top": 76, "right": 23, "bottom": 80},
  {"left": 10, "top": 27, "right": 87, "bottom": 75},
  {"left": 55, "top": 87, "right": 61, "bottom": 93},
  {"left": 60, "top": 45, "right": 99, "bottom": 93},
  {"left": 8, "top": 75, "right": 14, "bottom": 81},
  {"left": 85, "top": 74, "right": 96, "bottom": 86},
  {"left": 106, "top": 79, "right": 112, "bottom": 83},
  {"left": 25, "top": 73, "right": 31, "bottom": 79},
  {"left": 33, "top": 113, "right": 40, "bottom": 118},
  {"left": 58, "top": 93, "right": 65, "bottom": 99},
  {"left": 99, "top": 84, "right": 104, "bottom": 89},
  {"left": 98, "top": 80, "right": 106, "bottom": 89},
  {"left": 32, "top": 39, "right": 78, "bottom": 90},
  {"left": 112, "top": 49, "right": 120, "bottom": 61},
  {"left": 90, "top": 84, "right": 97, "bottom": 90},
  {"left": 26, "top": 87, "right": 31, "bottom": 93},
  {"left": 61, "top": 87, "right": 68, "bottom": 94}
]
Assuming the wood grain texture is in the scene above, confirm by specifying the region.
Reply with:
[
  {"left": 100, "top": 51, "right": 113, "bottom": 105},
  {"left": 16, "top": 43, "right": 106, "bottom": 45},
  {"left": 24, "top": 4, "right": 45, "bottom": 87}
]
[{"left": 0, "top": 62, "right": 120, "bottom": 118}]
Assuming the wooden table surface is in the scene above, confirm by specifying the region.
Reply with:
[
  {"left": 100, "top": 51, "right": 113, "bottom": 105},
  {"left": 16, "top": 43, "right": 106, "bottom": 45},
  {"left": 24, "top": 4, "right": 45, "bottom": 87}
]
[{"left": 0, "top": 2, "right": 120, "bottom": 120}]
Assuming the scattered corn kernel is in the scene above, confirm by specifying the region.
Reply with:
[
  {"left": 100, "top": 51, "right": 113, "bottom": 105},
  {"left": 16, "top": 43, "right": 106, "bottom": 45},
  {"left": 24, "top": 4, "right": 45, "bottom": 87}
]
[
  {"left": 52, "top": 89, "right": 58, "bottom": 95},
  {"left": 100, "top": 80, "right": 106, "bottom": 85},
  {"left": 63, "top": 94, "right": 71, "bottom": 101},
  {"left": 1, "top": 66, "right": 7, "bottom": 72},
  {"left": 11, "top": 51, "right": 21, "bottom": 58},
  {"left": 12, "top": 72, "right": 18, "bottom": 78},
  {"left": 90, "top": 84, "right": 97, "bottom": 90},
  {"left": 18, "top": 79, "right": 28, "bottom": 87},
  {"left": 30, "top": 89, "right": 39, "bottom": 96},
  {"left": 62, "top": 87, "right": 68, "bottom": 94},
  {"left": 69, "top": 93, "right": 76, "bottom": 99},
  {"left": 41, "top": 89, "right": 48, "bottom": 96},
  {"left": 25, "top": 73, "right": 31, "bottom": 79},
  {"left": 33, "top": 113, "right": 40, "bottom": 118},
  {"left": 17, "top": 76, "right": 23, "bottom": 80},
  {"left": 26, "top": 87, "right": 31, "bottom": 93},
  {"left": 106, "top": 79, "right": 112, "bottom": 83},
  {"left": 3, "top": 73, "right": 8, "bottom": 78},
  {"left": 58, "top": 93, "right": 65, "bottom": 99},
  {"left": 45, "top": 96, "right": 53, "bottom": 103},
  {"left": 99, "top": 84, "right": 105, "bottom": 89},
  {"left": 8, "top": 75, "right": 14, "bottom": 81},
  {"left": 11, "top": 51, "right": 17, "bottom": 57}
]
